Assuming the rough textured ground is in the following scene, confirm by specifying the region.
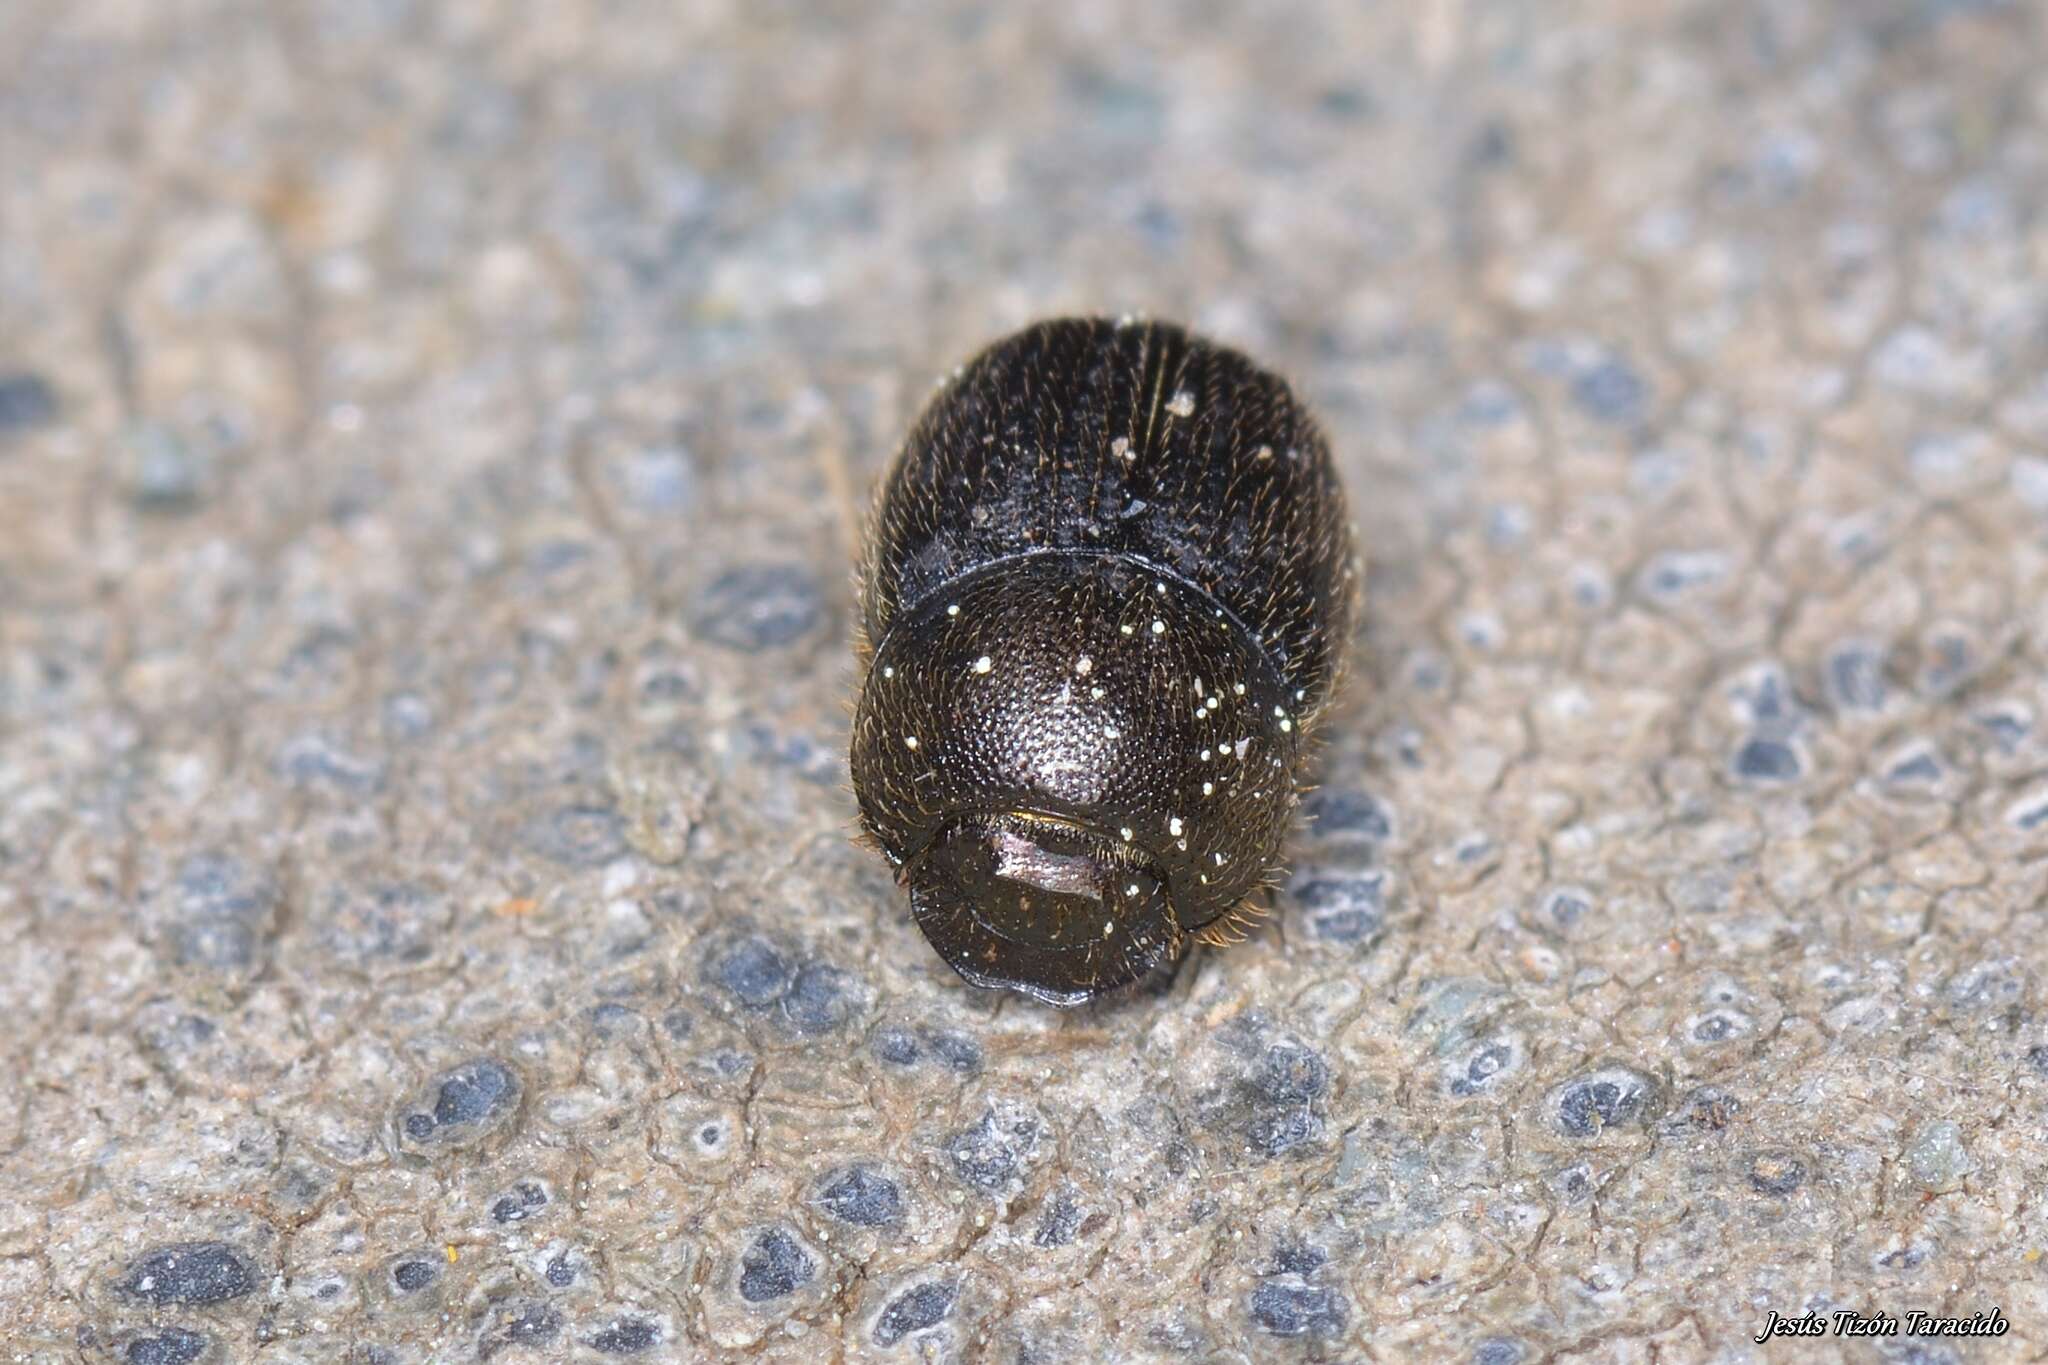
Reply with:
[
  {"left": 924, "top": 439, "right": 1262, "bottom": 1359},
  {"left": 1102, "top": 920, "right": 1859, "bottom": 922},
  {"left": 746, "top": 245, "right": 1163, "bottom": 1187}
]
[{"left": 5, "top": 1, "right": 2048, "bottom": 1361}]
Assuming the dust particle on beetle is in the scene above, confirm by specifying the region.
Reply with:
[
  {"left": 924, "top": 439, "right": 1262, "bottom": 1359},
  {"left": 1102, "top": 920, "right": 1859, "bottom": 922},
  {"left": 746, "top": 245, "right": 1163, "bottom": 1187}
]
[{"left": 850, "top": 318, "right": 1361, "bottom": 1006}]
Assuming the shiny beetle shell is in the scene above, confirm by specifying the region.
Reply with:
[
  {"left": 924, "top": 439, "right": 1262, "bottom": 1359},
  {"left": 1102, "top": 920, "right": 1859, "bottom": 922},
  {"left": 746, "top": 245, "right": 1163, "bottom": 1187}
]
[{"left": 850, "top": 317, "right": 1360, "bottom": 1006}]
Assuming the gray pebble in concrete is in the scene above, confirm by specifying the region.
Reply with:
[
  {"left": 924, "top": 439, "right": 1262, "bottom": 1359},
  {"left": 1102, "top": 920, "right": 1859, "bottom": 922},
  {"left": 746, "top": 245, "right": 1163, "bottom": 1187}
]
[
  {"left": 736, "top": 1226, "right": 817, "bottom": 1303},
  {"left": 119, "top": 1330, "right": 211, "bottom": 1365},
  {"left": 1248, "top": 1275, "right": 1349, "bottom": 1338},
  {"left": 1825, "top": 642, "right": 1889, "bottom": 713},
  {"left": 1904, "top": 1120, "right": 1972, "bottom": 1193},
  {"left": 165, "top": 853, "right": 275, "bottom": 970},
  {"left": 586, "top": 1314, "right": 662, "bottom": 1353},
  {"left": 1746, "top": 1151, "right": 1807, "bottom": 1196},
  {"left": 482, "top": 1300, "right": 562, "bottom": 1353},
  {"left": 709, "top": 936, "right": 794, "bottom": 1007},
  {"left": 873, "top": 1279, "right": 959, "bottom": 1346},
  {"left": 1732, "top": 736, "right": 1802, "bottom": 783},
  {"left": 1553, "top": 1067, "right": 1658, "bottom": 1139},
  {"left": 1288, "top": 869, "right": 1389, "bottom": 943},
  {"left": 117, "top": 1242, "right": 258, "bottom": 1306},
  {"left": 1570, "top": 356, "right": 1649, "bottom": 423},
  {"left": 945, "top": 1101, "right": 1045, "bottom": 1196},
  {"left": 690, "top": 565, "right": 825, "bottom": 652},
  {"left": 0, "top": 371, "right": 57, "bottom": 433},
  {"left": 813, "top": 1164, "right": 904, "bottom": 1228},
  {"left": 1033, "top": 1185, "right": 1088, "bottom": 1248},
  {"left": 396, "top": 1058, "right": 522, "bottom": 1152}
]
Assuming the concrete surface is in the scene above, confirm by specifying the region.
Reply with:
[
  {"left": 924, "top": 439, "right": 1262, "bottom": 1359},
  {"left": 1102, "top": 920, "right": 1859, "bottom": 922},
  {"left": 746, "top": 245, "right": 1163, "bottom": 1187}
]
[{"left": 4, "top": 1, "right": 2048, "bottom": 1360}]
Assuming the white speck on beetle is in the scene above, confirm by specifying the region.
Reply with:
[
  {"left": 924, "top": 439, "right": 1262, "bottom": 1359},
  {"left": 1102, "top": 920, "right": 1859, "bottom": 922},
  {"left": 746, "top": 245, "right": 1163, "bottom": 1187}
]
[
  {"left": 1090, "top": 686, "right": 1106, "bottom": 700},
  {"left": 1200, "top": 748, "right": 1213, "bottom": 761},
  {"left": 1120, "top": 826, "right": 1134, "bottom": 841},
  {"left": 973, "top": 655, "right": 992, "bottom": 673},
  {"left": 1234, "top": 682, "right": 1246, "bottom": 695},
  {"left": 882, "top": 666, "right": 894, "bottom": 678},
  {"left": 1166, "top": 389, "right": 1195, "bottom": 417},
  {"left": 1075, "top": 655, "right": 1093, "bottom": 675},
  {"left": 1280, "top": 718, "right": 1293, "bottom": 733},
  {"left": 1120, "top": 623, "right": 1134, "bottom": 636},
  {"left": 1151, "top": 620, "right": 1165, "bottom": 635},
  {"left": 1202, "top": 781, "right": 1215, "bottom": 795},
  {"left": 904, "top": 735, "right": 919, "bottom": 749},
  {"left": 1255, "top": 443, "right": 1273, "bottom": 461},
  {"left": 1168, "top": 816, "right": 1184, "bottom": 836},
  {"left": 1113, "top": 436, "right": 1134, "bottom": 462},
  {"left": 946, "top": 603, "right": 960, "bottom": 616},
  {"left": 1235, "top": 738, "right": 1251, "bottom": 759},
  {"left": 1104, "top": 918, "right": 1116, "bottom": 935}
]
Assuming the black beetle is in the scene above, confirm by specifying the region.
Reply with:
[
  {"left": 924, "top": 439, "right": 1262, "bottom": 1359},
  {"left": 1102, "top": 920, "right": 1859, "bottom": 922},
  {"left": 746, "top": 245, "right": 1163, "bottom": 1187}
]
[{"left": 851, "top": 318, "right": 1359, "bottom": 1005}]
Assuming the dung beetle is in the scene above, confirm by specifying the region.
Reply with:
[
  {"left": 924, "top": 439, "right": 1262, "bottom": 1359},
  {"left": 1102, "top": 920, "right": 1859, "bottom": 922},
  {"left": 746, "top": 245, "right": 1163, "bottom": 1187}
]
[{"left": 851, "top": 317, "right": 1359, "bottom": 1005}]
